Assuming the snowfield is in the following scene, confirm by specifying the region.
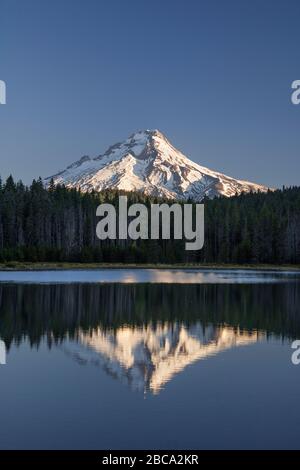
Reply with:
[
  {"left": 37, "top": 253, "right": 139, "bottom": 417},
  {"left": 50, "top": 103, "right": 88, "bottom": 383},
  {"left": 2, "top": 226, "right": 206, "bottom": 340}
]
[{"left": 45, "top": 129, "right": 270, "bottom": 201}]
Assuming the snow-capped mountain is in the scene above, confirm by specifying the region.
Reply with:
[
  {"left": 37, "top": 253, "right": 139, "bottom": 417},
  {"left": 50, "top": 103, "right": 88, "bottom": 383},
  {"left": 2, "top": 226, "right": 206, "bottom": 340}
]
[{"left": 45, "top": 129, "right": 269, "bottom": 201}]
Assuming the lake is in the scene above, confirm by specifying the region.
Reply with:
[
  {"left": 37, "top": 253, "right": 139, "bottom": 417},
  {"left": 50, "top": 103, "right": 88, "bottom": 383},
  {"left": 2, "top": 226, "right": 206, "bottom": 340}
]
[{"left": 0, "top": 269, "right": 299, "bottom": 449}]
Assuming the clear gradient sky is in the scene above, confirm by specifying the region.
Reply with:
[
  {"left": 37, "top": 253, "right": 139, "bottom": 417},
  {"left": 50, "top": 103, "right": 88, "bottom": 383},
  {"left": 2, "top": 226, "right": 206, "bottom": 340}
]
[{"left": 0, "top": 0, "right": 299, "bottom": 187}]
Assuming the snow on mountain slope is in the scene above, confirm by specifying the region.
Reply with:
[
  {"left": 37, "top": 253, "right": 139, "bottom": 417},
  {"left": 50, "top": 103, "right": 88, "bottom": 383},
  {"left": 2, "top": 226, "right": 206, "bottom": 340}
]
[{"left": 45, "top": 129, "right": 270, "bottom": 201}]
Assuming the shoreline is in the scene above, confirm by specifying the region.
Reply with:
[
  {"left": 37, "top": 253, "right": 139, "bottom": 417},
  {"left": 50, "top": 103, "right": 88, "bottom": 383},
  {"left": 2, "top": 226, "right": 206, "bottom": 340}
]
[{"left": 0, "top": 262, "right": 300, "bottom": 272}]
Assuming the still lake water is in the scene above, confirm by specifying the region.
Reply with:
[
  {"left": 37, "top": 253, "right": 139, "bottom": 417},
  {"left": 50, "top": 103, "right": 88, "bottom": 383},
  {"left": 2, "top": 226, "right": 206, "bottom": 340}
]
[{"left": 0, "top": 269, "right": 300, "bottom": 449}]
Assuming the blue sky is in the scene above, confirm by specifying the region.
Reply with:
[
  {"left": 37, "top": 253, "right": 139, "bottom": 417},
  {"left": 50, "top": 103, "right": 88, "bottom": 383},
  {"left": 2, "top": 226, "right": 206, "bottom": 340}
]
[{"left": 0, "top": 0, "right": 299, "bottom": 187}]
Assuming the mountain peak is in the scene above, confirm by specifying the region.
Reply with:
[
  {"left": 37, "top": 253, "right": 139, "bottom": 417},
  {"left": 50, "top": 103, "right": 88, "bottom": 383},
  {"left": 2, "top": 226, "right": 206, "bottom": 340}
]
[
  {"left": 45, "top": 130, "right": 270, "bottom": 201},
  {"left": 127, "top": 129, "right": 166, "bottom": 143},
  {"left": 131, "top": 128, "right": 164, "bottom": 136}
]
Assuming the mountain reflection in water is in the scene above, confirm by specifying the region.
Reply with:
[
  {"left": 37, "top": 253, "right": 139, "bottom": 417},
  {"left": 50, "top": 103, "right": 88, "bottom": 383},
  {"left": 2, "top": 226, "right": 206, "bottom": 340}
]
[
  {"left": 0, "top": 281, "right": 299, "bottom": 394},
  {"left": 63, "top": 324, "right": 263, "bottom": 394}
]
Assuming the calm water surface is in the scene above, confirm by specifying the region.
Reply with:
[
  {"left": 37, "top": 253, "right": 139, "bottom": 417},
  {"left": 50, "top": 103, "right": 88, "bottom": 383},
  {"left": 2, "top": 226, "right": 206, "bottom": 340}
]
[
  {"left": 0, "top": 269, "right": 299, "bottom": 449},
  {"left": 0, "top": 268, "right": 299, "bottom": 284}
]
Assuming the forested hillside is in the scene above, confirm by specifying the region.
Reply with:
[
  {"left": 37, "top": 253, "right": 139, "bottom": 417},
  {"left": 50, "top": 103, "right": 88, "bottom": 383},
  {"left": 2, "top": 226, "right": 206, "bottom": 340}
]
[{"left": 0, "top": 175, "right": 299, "bottom": 264}]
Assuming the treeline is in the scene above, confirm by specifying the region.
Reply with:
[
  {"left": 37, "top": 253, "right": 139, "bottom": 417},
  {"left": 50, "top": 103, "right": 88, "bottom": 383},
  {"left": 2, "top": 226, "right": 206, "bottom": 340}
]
[
  {"left": 0, "top": 175, "right": 299, "bottom": 264},
  {"left": 1, "top": 283, "right": 300, "bottom": 348}
]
